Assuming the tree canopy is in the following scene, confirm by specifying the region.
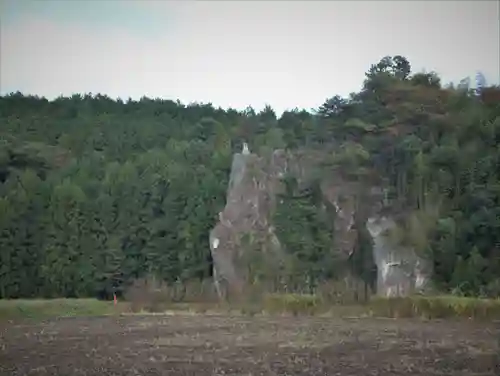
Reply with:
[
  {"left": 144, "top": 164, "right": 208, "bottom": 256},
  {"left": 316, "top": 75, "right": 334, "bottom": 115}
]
[{"left": 1, "top": 55, "right": 499, "bottom": 299}]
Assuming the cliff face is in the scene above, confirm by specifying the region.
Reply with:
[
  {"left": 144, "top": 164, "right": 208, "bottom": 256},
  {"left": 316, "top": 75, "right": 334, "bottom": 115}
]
[
  {"left": 366, "top": 216, "right": 429, "bottom": 297},
  {"left": 209, "top": 147, "right": 430, "bottom": 299},
  {"left": 209, "top": 149, "right": 287, "bottom": 299}
]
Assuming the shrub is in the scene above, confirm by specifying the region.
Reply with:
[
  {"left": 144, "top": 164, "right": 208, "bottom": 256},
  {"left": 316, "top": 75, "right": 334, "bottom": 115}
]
[
  {"left": 315, "top": 279, "right": 371, "bottom": 305},
  {"left": 123, "top": 277, "right": 217, "bottom": 313},
  {"left": 123, "top": 276, "right": 500, "bottom": 320},
  {"left": 262, "top": 293, "right": 323, "bottom": 315},
  {"left": 369, "top": 295, "right": 500, "bottom": 320}
]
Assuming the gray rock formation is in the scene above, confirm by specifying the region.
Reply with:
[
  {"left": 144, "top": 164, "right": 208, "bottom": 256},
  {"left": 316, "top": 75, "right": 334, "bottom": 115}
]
[
  {"left": 209, "top": 147, "right": 430, "bottom": 299},
  {"left": 366, "top": 216, "right": 429, "bottom": 297},
  {"left": 209, "top": 147, "right": 286, "bottom": 299}
]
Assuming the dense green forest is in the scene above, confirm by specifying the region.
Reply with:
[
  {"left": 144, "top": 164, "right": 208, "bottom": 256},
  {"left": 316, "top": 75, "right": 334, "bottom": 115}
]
[{"left": 1, "top": 56, "right": 499, "bottom": 299}]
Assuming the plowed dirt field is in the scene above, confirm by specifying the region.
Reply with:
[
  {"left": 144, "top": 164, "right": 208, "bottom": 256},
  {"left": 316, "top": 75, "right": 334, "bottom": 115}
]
[{"left": 1, "top": 314, "right": 499, "bottom": 375}]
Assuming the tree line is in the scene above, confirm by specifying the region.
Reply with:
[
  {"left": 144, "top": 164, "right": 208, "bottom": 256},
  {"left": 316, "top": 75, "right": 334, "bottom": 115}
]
[{"left": 0, "top": 56, "right": 499, "bottom": 299}]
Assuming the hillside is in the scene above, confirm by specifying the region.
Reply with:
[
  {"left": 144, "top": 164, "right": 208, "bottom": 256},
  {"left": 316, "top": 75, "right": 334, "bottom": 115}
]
[{"left": 0, "top": 56, "right": 499, "bottom": 299}]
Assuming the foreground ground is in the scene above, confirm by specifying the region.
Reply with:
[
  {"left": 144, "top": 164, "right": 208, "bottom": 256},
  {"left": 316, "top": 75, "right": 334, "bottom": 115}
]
[{"left": 1, "top": 314, "right": 499, "bottom": 376}]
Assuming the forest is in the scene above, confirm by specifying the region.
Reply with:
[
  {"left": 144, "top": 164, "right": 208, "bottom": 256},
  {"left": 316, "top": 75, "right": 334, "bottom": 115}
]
[{"left": 0, "top": 55, "right": 499, "bottom": 300}]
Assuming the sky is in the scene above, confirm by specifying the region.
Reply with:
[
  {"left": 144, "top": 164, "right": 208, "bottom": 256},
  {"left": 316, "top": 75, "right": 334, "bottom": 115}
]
[{"left": 1, "top": 0, "right": 499, "bottom": 114}]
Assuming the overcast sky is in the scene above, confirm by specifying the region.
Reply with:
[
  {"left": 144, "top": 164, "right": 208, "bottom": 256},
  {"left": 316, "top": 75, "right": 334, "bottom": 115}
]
[{"left": 1, "top": 0, "right": 499, "bottom": 114}]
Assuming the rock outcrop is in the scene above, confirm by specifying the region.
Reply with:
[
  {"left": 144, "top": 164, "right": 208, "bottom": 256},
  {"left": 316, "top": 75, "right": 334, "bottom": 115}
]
[
  {"left": 209, "top": 146, "right": 430, "bottom": 299},
  {"left": 209, "top": 147, "right": 287, "bottom": 299},
  {"left": 366, "top": 215, "right": 429, "bottom": 297}
]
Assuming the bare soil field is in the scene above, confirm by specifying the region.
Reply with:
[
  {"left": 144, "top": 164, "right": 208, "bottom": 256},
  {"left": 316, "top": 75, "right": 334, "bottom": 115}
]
[{"left": 1, "top": 314, "right": 499, "bottom": 376}]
